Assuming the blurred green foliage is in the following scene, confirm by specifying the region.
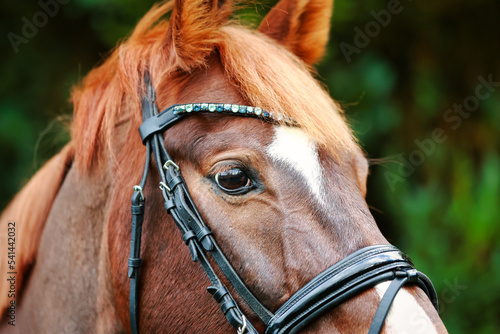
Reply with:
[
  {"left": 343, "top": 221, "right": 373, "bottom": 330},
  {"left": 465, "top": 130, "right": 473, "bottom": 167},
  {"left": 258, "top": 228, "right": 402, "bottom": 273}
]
[{"left": 1, "top": 0, "right": 499, "bottom": 332}]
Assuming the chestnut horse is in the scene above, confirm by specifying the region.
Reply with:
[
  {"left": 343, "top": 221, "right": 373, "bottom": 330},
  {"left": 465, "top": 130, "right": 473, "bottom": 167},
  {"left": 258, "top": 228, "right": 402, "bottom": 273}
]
[{"left": 0, "top": 0, "right": 447, "bottom": 333}]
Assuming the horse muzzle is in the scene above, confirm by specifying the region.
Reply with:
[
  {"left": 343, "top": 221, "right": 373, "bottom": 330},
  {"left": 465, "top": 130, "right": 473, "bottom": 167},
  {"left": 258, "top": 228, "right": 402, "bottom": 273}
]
[{"left": 263, "top": 245, "right": 438, "bottom": 334}]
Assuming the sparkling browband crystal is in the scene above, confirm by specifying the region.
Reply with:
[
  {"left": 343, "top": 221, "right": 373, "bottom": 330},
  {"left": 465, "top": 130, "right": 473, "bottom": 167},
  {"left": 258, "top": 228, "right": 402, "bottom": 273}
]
[{"left": 172, "top": 103, "right": 294, "bottom": 124}]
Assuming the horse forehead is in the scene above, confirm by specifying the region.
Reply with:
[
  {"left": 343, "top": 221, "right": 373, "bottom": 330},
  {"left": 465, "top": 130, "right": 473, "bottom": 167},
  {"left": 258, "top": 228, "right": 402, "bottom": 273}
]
[
  {"left": 177, "top": 54, "right": 242, "bottom": 104},
  {"left": 266, "top": 126, "right": 324, "bottom": 202},
  {"left": 165, "top": 115, "right": 275, "bottom": 162}
]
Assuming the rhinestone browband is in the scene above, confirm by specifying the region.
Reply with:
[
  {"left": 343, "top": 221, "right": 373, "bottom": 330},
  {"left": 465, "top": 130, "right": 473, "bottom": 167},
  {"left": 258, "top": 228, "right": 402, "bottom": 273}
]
[
  {"left": 138, "top": 102, "right": 297, "bottom": 144},
  {"left": 172, "top": 103, "right": 295, "bottom": 125}
]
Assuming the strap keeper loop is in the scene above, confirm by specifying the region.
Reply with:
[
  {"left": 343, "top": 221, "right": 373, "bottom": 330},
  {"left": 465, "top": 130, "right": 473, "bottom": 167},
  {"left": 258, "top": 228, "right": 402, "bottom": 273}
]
[
  {"left": 131, "top": 204, "right": 144, "bottom": 215},
  {"left": 207, "top": 285, "right": 230, "bottom": 303},
  {"left": 182, "top": 231, "right": 197, "bottom": 244},
  {"left": 197, "top": 227, "right": 214, "bottom": 251},
  {"left": 167, "top": 176, "right": 184, "bottom": 192},
  {"left": 221, "top": 300, "right": 237, "bottom": 315},
  {"left": 164, "top": 198, "right": 175, "bottom": 211},
  {"left": 128, "top": 258, "right": 142, "bottom": 268},
  {"left": 196, "top": 226, "right": 212, "bottom": 242},
  {"left": 406, "top": 268, "right": 419, "bottom": 283}
]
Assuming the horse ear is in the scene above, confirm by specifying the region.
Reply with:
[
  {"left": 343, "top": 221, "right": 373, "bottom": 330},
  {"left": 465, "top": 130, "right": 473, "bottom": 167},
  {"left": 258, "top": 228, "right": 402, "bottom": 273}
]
[
  {"left": 258, "top": 0, "right": 333, "bottom": 65},
  {"left": 167, "top": 0, "right": 232, "bottom": 69}
]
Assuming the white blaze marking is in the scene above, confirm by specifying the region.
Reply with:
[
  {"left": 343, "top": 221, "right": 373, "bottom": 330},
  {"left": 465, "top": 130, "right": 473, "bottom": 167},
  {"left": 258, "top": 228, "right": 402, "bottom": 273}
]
[
  {"left": 375, "top": 282, "right": 437, "bottom": 334},
  {"left": 266, "top": 126, "right": 324, "bottom": 202}
]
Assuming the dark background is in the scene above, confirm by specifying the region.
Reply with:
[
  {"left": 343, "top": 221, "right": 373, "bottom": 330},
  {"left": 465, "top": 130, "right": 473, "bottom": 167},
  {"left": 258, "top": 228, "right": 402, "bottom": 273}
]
[{"left": 1, "top": 0, "right": 499, "bottom": 332}]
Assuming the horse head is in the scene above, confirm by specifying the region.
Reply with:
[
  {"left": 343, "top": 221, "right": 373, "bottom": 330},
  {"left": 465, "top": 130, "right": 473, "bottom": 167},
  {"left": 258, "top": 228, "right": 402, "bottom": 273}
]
[{"left": 0, "top": 0, "right": 447, "bottom": 333}]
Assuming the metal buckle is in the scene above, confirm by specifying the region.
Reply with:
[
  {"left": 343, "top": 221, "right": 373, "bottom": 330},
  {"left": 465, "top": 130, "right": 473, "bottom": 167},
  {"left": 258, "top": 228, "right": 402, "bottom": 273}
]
[
  {"left": 237, "top": 316, "right": 247, "bottom": 334},
  {"left": 159, "top": 182, "right": 171, "bottom": 193},
  {"left": 133, "top": 185, "right": 144, "bottom": 201},
  {"left": 163, "top": 160, "right": 180, "bottom": 172}
]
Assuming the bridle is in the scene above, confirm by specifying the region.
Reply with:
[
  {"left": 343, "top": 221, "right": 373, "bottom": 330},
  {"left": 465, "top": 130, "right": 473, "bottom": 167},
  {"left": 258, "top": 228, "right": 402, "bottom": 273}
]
[{"left": 128, "top": 72, "right": 439, "bottom": 334}]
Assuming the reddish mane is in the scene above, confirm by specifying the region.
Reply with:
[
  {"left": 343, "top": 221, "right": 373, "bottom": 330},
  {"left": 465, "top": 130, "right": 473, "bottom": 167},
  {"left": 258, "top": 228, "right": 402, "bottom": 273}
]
[
  {"left": 70, "top": 0, "right": 357, "bottom": 173},
  {"left": 1, "top": 0, "right": 358, "bottom": 324}
]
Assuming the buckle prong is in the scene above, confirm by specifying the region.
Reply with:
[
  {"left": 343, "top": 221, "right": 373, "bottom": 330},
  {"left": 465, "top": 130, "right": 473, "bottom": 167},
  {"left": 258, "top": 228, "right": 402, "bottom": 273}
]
[
  {"left": 163, "top": 160, "right": 180, "bottom": 172},
  {"left": 237, "top": 316, "right": 247, "bottom": 334},
  {"left": 133, "top": 185, "right": 144, "bottom": 201},
  {"left": 159, "top": 182, "right": 171, "bottom": 193}
]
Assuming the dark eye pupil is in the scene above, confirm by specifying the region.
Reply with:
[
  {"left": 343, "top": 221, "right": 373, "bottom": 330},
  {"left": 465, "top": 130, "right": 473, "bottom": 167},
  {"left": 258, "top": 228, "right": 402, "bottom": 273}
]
[{"left": 216, "top": 168, "right": 249, "bottom": 191}]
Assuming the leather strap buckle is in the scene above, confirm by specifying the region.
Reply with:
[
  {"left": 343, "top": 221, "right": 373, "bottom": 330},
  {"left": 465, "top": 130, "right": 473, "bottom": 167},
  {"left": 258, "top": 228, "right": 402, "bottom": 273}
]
[
  {"left": 133, "top": 185, "right": 144, "bottom": 201},
  {"left": 159, "top": 181, "right": 171, "bottom": 193},
  {"left": 163, "top": 160, "right": 180, "bottom": 172},
  {"left": 237, "top": 316, "right": 248, "bottom": 334}
]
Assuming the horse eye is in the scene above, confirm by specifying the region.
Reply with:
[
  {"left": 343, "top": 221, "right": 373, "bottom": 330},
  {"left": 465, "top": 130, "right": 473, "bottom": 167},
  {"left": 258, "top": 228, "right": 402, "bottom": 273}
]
[{"left": 215, "top": 168, "right": 252, "bottom": 194}]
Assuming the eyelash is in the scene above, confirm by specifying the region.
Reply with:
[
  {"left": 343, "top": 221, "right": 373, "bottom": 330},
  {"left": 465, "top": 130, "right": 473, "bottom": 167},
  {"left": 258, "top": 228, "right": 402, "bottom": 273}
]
[
  {"left": 208, "top": 163, "right": 258, "bottom": 195},
  {"left": 209, "top": 163, "right": 246, "bottom": 177}
]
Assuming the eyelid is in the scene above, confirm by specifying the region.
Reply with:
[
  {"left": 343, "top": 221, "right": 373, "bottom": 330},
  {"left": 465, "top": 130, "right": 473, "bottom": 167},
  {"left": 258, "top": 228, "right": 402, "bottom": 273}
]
[{"left": 208, "top": 161, "right": 247, "bottom": 178}]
